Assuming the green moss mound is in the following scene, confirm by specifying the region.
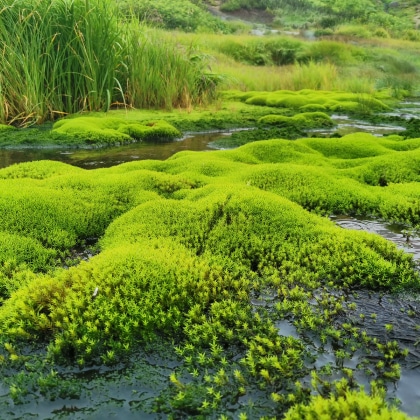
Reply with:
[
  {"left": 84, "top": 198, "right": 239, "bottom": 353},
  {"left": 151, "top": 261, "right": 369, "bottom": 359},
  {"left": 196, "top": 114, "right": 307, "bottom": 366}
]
[
  {"left": 0, "top": 232, "right": 56, "bottom": 271},
  {"left": 284, "top": 389, "right": 414, "bottom": 420},
  {"left": 1, "top": 132, "right": 420, "bottom": 417},
  {"left": 228, "top": 89, "right": 392, "bottom": 113},
  {"left": 52, "top": 117, "right": 181, "bottom": 145},
  {"left": 0, "top": 124, "right": 16, "bottom": 131},
  {"left": 259, "top": 112, "right": 334, "bottom": 129}
]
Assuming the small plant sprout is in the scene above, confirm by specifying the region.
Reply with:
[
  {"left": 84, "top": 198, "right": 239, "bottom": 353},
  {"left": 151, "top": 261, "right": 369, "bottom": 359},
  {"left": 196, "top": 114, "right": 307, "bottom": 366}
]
[{"left": 169, "top": 372, "right": 185, "bottom": 389}]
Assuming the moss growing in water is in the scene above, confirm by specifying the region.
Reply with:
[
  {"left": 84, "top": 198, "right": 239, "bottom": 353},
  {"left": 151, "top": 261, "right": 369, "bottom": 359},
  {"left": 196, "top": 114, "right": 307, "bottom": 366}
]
[
  {"left": 228, "top": 89, "right": 393, "bottom": 113},
  {"left": 52, "top": 117, "right": 181, "bottom": 145},
  {"left": 0, "top": 132, "right": 420, "bottom": 417},
  {"left": 258, "top": 112, "right": 334, "bottom": 129},
  {"left": 284, "top": 388, "right": 415, "bottom": 420}
]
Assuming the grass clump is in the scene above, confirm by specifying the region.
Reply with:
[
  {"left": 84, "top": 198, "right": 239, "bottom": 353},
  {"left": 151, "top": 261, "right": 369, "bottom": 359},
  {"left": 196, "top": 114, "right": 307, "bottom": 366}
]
[
  {"left": 0, "top": 0, "right": 219, "bottom": 125},
  {"left": 0, "top": 0, "right": 124, "bottom": 124}
]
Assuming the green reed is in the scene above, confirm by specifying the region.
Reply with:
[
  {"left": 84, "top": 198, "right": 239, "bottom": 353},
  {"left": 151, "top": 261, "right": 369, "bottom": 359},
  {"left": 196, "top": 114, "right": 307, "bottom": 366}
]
[
  {"left": 124, "top": 25, "right": 218, "bottom": 110},
  {"left": 0, "top": 0, "right": 125, "bottom": 124},
  {"left": 0, "top": 0, "right": 218, "bottom": 125}
]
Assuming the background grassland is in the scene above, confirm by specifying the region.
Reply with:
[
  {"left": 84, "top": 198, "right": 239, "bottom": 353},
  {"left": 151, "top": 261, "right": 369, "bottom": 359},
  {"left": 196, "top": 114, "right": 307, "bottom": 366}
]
[
  {"left": 1, "top": 0, "right": 420, "bottom": 126},
  {"left": 169, "top": 30, "right": 420, "bottom": 96}
]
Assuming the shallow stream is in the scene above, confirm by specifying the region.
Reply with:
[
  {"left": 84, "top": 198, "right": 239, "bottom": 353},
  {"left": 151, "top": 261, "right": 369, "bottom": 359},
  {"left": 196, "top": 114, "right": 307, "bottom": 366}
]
[{"left": 0, "top": 105, "right": 416, "bottom": 170}]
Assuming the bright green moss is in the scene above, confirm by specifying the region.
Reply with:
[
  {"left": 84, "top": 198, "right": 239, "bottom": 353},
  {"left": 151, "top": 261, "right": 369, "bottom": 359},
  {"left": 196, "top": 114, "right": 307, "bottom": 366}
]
[
  {"left": 301, "top": 133, "right": 391, "bottom": 159},
  {"left": 232, "top": 89, "right": 391, "bottom": 113},
  {"left": 265, "top": 93, "right": 309, "bottom": 109},
  {"left": 0, "top": 232, "right": 56, "bottom": 271},
  {"left": 284, "top": 389, "right": 415, "bottom": 420},
  {"left": 0, "top": 160, "right": 84, "bottom": 180},
  {"left": 259, "top": 112, "right": 334, "bottom": 129},
  {"left": 0, "top": 129, "right": 420, "bottom": 417},
  {"left": 299, "top": 104, "right": 327, "bottom": 112},
  {"left": 330, "top": 101, "right": 360, "bottom": 112},
  {"left": 244, "top": 94, "right": 270, "bottom": 106},
  {"left": 0, "top": 124, "right": 16, "bottom": 131},
  {"left": 52, "top": 117, "right": 181, "bottom": 145}
]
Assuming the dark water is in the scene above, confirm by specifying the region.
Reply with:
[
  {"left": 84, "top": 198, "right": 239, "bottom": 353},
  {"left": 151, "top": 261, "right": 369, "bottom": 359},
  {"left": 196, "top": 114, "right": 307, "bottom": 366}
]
[
  {"left": 331, "top": 215, "right": 420, "bottom": 261},
  {"left": 330, "top": 215, "right": 420, "bottom": 416},
  {"left": 0, "top": 132, "right": 231, "bottom": 170}
]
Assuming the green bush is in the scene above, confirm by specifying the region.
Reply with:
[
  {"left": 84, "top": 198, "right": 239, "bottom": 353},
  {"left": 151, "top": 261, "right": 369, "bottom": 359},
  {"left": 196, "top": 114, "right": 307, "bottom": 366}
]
[
  {"left": 217, "top": 37, "right": 304, "bottom": 66},
  {"left": 118, "top": 0, "right": 234, "bottom": 33}
]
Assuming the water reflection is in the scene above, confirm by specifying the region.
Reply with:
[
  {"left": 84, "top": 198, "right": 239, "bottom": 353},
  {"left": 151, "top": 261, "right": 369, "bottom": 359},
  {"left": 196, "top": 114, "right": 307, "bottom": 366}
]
[
  {"left": 0, "top": 132, "right": 229, "bottom": 170},
  {"left": 331, "top": 215, "right": 420, "bottom": 261}
]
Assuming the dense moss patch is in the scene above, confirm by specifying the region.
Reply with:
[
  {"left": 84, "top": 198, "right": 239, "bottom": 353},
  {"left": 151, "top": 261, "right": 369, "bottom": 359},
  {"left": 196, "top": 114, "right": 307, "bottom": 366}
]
[
  {"left": 52, "top": 117, "right": 181, "bottom": 145},
  {"left": 0, "top": 132, "right": 420, "bottom": 417},
  {"left": 227, "top": 89, "right": 393, "bottom": 113},
  {"left": 258, "top": 112, "right": 334, "bottom": 129},
  {"left": 284, "top": 388, "right": 414, "bottom": 420}
]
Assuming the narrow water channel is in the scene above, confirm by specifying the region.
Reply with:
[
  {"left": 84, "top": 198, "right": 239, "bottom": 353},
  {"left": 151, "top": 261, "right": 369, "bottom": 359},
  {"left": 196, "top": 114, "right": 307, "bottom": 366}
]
[
  {"left": 0, "top": 113, "right": 411, "bottom": 170},
  {"left": 0, "top": 132, "right": 229, "bottom": 170}
]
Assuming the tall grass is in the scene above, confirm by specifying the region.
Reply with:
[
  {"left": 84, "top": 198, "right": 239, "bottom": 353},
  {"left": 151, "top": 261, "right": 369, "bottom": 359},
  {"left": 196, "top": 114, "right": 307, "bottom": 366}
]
[
  {"left": 0, "top": 0, "right": 218, "bottom": 125},
  {"left": 0, "top": 0, "right": 124, "bottom": 124},
  {"left": 124, "top": 26, "right": 218, "bottom": 109}
]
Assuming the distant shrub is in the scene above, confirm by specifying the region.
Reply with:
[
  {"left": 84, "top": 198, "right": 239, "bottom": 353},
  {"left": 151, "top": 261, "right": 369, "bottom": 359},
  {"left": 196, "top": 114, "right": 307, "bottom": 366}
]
[
  {"left": 298, "top": 40, "right": 365, "bottom": 65},
  {"left": 373, "top": 27, "right": 390, "bottom": 38},
  {"left": 119, "top": 0, "right": 234, "bottom": 33},
  {"left": 401, "top": 29, "right": 420, "bottom": 42},
  {"left": 335, "top": 24, "right": 372, "bottom": 39},
  {"left": 218, "top": 37, "right": 304, "bottom": 66}
]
